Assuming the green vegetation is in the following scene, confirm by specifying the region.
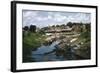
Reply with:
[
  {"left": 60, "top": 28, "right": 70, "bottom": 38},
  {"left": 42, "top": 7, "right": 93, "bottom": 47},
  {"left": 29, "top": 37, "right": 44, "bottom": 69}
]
[
  {"left": 23, "top": 31, "right": 46, "bottom": 62},
  {"left": 74, "top": 25, "right": 91, "bottom": 59},
  {"left": 23, "top": 22, "right": 91, "bottom": 62},
  {"left": 78, "top": 30, "right": 91, "bottom": 58}
]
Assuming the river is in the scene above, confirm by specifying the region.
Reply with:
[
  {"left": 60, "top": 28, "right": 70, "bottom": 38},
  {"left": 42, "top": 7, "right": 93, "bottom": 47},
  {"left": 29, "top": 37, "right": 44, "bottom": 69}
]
[{"left": 31, "top": 40, "right": 84, "bottom": 62}]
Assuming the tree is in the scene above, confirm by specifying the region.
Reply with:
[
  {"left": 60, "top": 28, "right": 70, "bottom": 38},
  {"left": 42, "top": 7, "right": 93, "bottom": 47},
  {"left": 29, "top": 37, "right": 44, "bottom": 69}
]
[
  {"left": 23, "top": 26, "right": 29, "bottom": 31},
  {"left": 67, "top": 22, "right": 73, "bottom": 28},
  {"left": 42, "top": 27, "right": 49, "bottom": 31},
  {"left": 52, "top": 25, "right": 55, "bottom": 28},
  {"left": 56, "top": 25, "right": 60, "bottom": 27},
  {"left": 39, "top": 29, "right": 45, "bottom": 34},
  {"left": 86, "top": 23, "right": 91, "bottom": 32},
  {"left": 61, "top": 24, "right": 65, "bottom": 29},
  {"left": 29, "top": 25, "right": 36, "bottom": 32}
]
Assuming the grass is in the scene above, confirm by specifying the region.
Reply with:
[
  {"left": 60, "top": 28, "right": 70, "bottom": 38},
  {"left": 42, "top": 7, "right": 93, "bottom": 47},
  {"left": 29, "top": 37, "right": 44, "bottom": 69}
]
[
  {"left": 23, "top": 31, "right": 46, "bottom": 62},
  {"left": 23, "top": 28, "right": 91, "bottom": 62},
  {"left": 74, "top": 30, "right": 91, "bottom": 59},
  {"left": 23, "top": 32, "right": 46, "bottom": 48}
]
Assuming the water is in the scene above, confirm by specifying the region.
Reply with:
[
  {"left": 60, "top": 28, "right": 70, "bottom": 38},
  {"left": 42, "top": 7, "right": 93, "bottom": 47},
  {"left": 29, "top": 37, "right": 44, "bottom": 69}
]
[
  {"left": 32, "top": 41, "right": 65, "bottom": 61},
  {"left": 32, "top": 41, "right": 59, "bottom": 54},
  {"left": 31, "top": 41, "right": 84, "bottom": 62}
]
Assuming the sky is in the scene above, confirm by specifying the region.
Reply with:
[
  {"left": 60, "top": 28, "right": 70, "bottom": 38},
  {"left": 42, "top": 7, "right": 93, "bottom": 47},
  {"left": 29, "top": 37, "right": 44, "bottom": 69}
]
[{"left": 23, "top": 10, "right": 91, "bottom": 28}]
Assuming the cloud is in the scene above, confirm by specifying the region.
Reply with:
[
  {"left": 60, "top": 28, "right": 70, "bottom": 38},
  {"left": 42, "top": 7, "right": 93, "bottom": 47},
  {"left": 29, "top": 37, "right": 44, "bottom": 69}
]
[
  {"left": 47, "top": 15, "right": 52, "bottom": 19},
  {"left": 36, "top": 16, "right": 52, "bottom": 21},
  {"left": 36, "top": 17, "right": 47, "bottom": 21},
  {"left": 23, "top": 10, "right": 91, "bottom": 28},
  {"left": 66, "top": 13, "right": 91, "bottom": 23},
  {"left": 23, "top": 11, "right": 39, "bottom": 26},
  {"left": 23, "top": 11, "right": 38, "bottom": 18},
  {"left": 54, "top": 14, "right": 67, "bottom": 22}
]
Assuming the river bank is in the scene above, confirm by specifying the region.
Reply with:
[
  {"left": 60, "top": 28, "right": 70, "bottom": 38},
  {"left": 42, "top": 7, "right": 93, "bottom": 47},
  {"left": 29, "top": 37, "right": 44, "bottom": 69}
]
[{"left": 23, "top": 29, "right": 91, "bottom": 62}]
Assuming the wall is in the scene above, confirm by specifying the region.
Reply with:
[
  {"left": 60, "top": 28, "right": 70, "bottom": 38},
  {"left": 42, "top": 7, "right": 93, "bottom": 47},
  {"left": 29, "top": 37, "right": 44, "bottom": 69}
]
[{"left": 0, "top": 0, "right": 99, "bottom": 73}]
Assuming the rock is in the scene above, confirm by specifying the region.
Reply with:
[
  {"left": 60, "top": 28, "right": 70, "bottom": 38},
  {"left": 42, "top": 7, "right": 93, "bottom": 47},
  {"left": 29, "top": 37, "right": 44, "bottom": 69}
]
[{"left": 70, "top": 38, "right": 78, "bottom": 43}]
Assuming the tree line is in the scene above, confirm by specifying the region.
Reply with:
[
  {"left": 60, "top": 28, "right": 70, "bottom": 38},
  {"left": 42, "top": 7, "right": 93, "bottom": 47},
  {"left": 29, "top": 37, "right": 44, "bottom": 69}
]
[
  {"left": 23, "top": 22, "right": 91, "bottom": 32},
  {"left": 23, "top": 25, "right": 36, "bottom": 32}
]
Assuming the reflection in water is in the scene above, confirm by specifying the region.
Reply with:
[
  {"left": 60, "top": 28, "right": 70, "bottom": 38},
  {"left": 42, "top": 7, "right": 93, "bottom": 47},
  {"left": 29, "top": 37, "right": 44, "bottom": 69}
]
[
  {"left": 32, "top": 41, "right": 62, "bottom": 61},
  {"left": 32, "top": 41, "right": 59, "bottom": 54},
  {"left": 31, "top": 41, "right": 84, "bottom": 62}
]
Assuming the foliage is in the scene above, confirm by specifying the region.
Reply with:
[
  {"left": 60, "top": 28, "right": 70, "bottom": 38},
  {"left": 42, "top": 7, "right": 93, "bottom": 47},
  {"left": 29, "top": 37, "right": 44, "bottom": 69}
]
[
  {"left": 23, "top": 26, "right": 29, "bottom": 31},
  {"left": 29, "top": 25, "right": 36, "bottom": 32},
  {"left": 22, "top": 22, "right": 91, "bottom": 62},
  {"left": 67, "top": 22, "right": 73, "bottom": 28},
  {"left": 23, "top": 32, "right": 46, "bottom": 62}
]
